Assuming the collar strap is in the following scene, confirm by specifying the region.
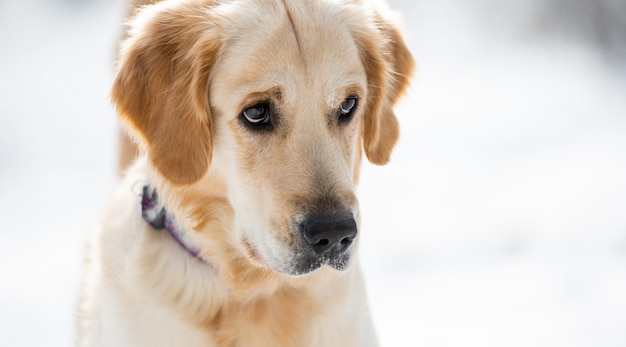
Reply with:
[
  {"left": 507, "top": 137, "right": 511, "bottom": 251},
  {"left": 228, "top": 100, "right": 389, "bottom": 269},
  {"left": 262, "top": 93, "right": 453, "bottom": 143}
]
[{"left": 141, "top": 186, "right": 212, "bottom": 266}]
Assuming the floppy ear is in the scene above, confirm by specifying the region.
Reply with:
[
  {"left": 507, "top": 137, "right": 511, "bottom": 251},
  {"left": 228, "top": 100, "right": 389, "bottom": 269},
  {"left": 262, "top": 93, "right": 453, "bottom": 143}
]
[
  {"left": 111, "top": 1, "right": 221, "bottom": 185},
  {"left": 354, "top": 12, "right": 415, "bottom": 165}
]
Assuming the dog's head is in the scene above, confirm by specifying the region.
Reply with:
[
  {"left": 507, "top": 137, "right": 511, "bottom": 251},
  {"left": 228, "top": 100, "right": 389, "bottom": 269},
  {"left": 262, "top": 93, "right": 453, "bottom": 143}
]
[{"left": 112, "top": 0, "right": 414, "bottom": 276}]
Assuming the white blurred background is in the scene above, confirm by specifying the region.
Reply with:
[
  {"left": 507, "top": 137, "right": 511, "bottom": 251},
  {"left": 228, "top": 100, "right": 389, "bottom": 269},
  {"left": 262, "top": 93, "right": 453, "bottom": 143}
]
[{"left": 1, "top": 0, "right": 625, "bottom": 346}]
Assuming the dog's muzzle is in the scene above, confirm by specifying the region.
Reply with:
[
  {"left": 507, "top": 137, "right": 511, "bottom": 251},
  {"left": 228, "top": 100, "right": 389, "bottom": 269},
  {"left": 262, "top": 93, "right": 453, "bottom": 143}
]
[{"left": 290, "top": 212, "right": 357, "bottom": 275}]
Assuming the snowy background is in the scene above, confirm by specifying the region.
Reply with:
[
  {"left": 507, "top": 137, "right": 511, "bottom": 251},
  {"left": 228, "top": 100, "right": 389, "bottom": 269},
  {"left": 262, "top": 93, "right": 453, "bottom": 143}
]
[{"left": 1, "top": 0, "right": 626, "bottom": 346}]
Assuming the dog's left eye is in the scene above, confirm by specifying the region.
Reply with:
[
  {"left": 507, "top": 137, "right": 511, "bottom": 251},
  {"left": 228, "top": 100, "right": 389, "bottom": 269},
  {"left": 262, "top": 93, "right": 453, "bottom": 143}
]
[
  {"left": 242, "top": 103, "right": 271, "bottom": 128},
  {"left": 338, "top": 97, "right": 358, "bottom": 124}
]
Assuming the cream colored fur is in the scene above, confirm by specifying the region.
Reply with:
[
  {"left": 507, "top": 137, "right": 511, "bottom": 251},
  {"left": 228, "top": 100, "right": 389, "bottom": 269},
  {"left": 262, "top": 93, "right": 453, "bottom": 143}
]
[{"left": 78, "top": 0, "right": 413, "bottom": 346}]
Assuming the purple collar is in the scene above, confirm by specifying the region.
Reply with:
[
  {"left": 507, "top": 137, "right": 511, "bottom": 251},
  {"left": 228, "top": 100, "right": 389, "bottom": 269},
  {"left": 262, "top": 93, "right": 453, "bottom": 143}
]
[{"left": 141, "top": 186, "right": 212, "bottom": 266}]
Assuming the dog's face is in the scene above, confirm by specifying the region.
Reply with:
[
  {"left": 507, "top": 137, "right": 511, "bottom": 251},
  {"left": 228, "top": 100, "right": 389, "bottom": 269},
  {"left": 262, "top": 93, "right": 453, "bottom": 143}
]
[{"left": 112, "top": 0, "right": 413, "bottom": 276}]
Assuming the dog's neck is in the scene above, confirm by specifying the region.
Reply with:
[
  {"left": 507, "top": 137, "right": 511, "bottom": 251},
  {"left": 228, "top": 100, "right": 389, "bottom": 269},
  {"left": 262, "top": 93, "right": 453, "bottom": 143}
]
[{"left": 140, "top": 185, "right": 213, "bottom": 266}]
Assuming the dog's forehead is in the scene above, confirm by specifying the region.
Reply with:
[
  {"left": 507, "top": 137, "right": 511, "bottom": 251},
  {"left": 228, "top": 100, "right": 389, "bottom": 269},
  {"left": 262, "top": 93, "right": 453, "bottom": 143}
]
[{"left": 211, "top": 0, "right": 367, "bottom": 110}]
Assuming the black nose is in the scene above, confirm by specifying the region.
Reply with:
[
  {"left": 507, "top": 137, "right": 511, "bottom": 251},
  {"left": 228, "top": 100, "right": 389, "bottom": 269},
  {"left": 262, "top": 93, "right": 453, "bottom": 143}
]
[{"left": 301, "top": 213, "right": 357, "bottom": 255}]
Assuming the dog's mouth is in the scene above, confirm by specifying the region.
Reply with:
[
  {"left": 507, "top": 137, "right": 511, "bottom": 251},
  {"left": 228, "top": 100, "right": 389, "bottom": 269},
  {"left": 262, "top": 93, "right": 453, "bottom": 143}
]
[
  {"left": 241, "top": 237, "right": 353, "bottom": 276},
  {"left": 242, "top": 238, "right": 265, "bottom": 266},
  {"left": 290, "top": 251, "right": 353, "bottom": 276}
]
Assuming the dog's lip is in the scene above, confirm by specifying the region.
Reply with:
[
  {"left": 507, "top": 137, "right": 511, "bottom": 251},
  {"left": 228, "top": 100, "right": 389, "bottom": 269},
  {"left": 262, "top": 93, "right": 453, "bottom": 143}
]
[
  {"left": 240, "top": 238, "right": 352, "bottom": 276},
  {"left": 242, "top": 238, "right": 265, "bottom": 265}
]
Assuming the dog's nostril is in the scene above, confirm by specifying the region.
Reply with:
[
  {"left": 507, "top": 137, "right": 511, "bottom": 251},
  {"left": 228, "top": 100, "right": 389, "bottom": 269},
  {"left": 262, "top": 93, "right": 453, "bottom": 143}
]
[
  {"left": 317, "top": 239, "right": 330, "bottom": 246},
  {"left": 301, "top": 213, "right": 357, "bottom": 256}
]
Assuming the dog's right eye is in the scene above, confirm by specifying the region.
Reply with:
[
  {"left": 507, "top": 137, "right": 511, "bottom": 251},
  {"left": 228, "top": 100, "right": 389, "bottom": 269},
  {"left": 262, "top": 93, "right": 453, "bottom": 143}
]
[
  {"left": 241, "top": 103, "right": 271, "bottom": 129},
  {"left": 338, "top": 97, "right": 358, "bottom": 125}
]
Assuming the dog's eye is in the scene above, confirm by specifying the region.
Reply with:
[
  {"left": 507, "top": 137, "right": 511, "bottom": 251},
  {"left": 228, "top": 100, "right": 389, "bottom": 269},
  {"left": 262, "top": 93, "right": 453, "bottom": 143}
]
[
  {"left": 339, "top": 97, "right": 358, "bottom": 124},
  {"left": 242, "top": 103, "right": 271, "bottom": 127}
]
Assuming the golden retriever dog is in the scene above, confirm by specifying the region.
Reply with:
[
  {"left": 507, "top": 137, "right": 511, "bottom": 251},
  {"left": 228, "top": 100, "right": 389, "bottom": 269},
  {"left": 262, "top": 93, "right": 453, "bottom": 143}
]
[{"left": 77, "top": 0, "right": 414, "bottom": 346}]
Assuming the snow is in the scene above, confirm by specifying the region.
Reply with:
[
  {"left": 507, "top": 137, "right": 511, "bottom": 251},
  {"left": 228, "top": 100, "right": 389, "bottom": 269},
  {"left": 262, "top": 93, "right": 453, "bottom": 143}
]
[{"left": 1, "top": 0, "right": 625, "bottom": 346}]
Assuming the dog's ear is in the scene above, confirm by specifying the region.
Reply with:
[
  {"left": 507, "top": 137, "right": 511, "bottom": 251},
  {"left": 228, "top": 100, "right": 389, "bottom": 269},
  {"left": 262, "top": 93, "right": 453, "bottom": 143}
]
[
  {"left": 111, "top": 1, "right": 220, "bottom": 185},
  {"left": 354, "top": 11, "right": 415, "bottom": 165}
]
